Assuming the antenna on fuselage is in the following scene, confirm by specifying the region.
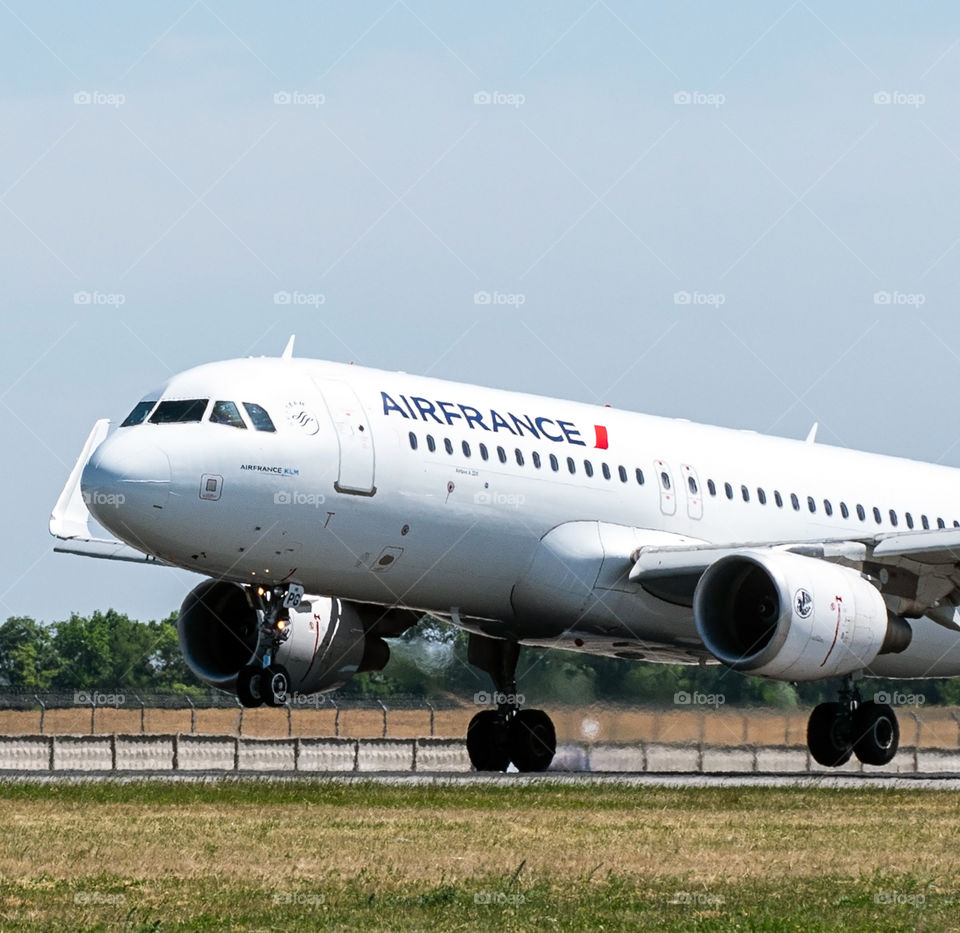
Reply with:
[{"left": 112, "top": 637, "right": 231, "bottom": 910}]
[
  {"left": 805, "top": 422, "right": 818, "bottom": 444},
  {"left": 281, "top": 335, "right": 296, "bottom": 360}
]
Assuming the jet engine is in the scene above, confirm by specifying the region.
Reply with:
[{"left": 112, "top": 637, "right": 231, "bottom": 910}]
[
  {"left": 177, "top": 580, "right": 391, "bottom": 694},
  {"left": 693, "top": 550, "right": 911, "bottom": 681}
]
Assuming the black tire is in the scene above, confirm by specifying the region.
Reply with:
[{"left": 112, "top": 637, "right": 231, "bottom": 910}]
[
  {"left": 807, "top": 701, "right": 853, "bottom": 767},
  {"left": 509, "top": 709, "right": 557, "bottom": 772},
  {"left": 262, "top": 664, "right": 290, "bottom": 707},
  {"left": 852, "top": 701, "right": 899, "bottom": 766},
  {"left": 467, "top": 710, "right": 511, "bottom": 771},
  {"left": 237, "top": 665, "right": 265, "bottom": 708}
]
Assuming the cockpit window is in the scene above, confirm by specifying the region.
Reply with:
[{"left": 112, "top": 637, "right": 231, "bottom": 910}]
[
  {"left": 120, "top": 401, "right": 156, "bottom": 427},
  {"left": 242, "top": 402, "right": 276, "bottom": 433},
  {"left": 149, "top": 399, "right": 209, "bottom": 424},
  {"left": 209, "top": 400, "right": 247, "bottom": 429}
]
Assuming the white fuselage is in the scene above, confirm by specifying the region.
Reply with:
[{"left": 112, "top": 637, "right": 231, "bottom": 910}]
[{"left": 81, "top": 356, "right": 960, "bottom": 679}]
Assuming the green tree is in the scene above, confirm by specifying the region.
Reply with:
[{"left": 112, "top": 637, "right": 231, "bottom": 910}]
[{"left": 0, "top": 617, "right": 58, "bottom": 690}]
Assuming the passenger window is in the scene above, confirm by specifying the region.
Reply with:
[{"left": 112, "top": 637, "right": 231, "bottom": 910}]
[
  {"left": 444, "top": 438, "right": 454, "bottom": 455},
  {"left": 636, "top": 468, "right": 645, "bottom": 485},
  {"left": 688, "top": 476, "right": 698, "bottom": 495},
  {"left": 873, "top": 507, "right": 881, "bottom": 524},
  {"left": 426, "top": 435, "right": 436, "bottom": 453},
  {"left": 602, "top": 463, "right": 611, "bottom": 480},
  {"left": 905, "top": 512, "right": 913, "bottom": 529},
  {"left": 707, "top": 479, "right": 716, "bottom": 496},
  {"left": 954, "top": 520, "right": 959, "bottom": 528},
  {"left": 856, "top": 504, "right": 866, "bottom": 521},
  {"left": 757, "top": 488, "right": 766, "bottom": 505},
  {"left": 242, "top": 403, "right": 276, "bottom": 432},
  {"left": 922, "top": 515, "right": 930, "bottom": 530},
  {"left": 479, "top": 443, "right": 488, "bottom": 461},
  {"left": 550, "top": 454, "right": 559, "bottom": 472},
  {"left": 889, "top": 510, "right": 898, "bottom": 527},
  {"left": 515, "top": 449, "right": 524, "bottom": 467},
  {"left": 533, "top": 452, "right": 542, "bottom": 469},
  {"left": 567, "top": 457, "right": 576, "bottom": 475},
  {"left": 661, "top": 472, "right": 671, "bottom": 491},
  {"left": 120, "top": 400, "right": 156, "bottom": 427},
  {"left": 790, "top": 493, "right": 800, "bottom": 511},
  {"left": 824, "top": 500, "right": 833, "bottom": 516},
  {"left": 462, "top": 441, "right": 471, "bottom": 458},
  {"left": 210, "top": 400, "right": 246, "bottom": 429},
  {"left": 840, "top": 502, "right": 849, "bottom": 519},
  {"left": 807, "top": 496, "right": 816, "bottom": 514},
  {"left": 584, "top": 460, "right": 594, "bottom": 477},
  {"left": 774, "top": 491, "right": 783, "bottom": 508},
  {"left": 741, "top": 485, "right": 749, "bottom": 503},
  {"left": 409, "top": 432, "right": 418, "bottom": 450},
  {"left": 150, "top": 399, "right": 208, "bottom": 424},
  {"left": 724, "top": 483, "right": 733, "bottom": 500},
  {"left": 618, "top": 466, "right": 628, "bottom": 483},
  {"left": 497, "top": 447, "right": 507, "bottom": 464}
]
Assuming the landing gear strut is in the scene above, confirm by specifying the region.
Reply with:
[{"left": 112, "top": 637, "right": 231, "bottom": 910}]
[
  {"left": 807, "top": 675, "right": 899, "bottom": 767},
  {"left": 236, "top": 583, "right": 303, "bottom": 708},
  {"left": 465, "top": 634, "right": 557, "bottom": 772}
]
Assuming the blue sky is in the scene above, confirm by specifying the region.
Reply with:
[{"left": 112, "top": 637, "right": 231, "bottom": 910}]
[{"left": 2, "top": 1, "right": 960, "bottom": 622}]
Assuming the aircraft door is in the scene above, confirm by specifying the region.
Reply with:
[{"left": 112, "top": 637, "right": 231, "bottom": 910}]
[
  {"left": 314, "top": 378, "right": 376, "bottom": 495},
  {"left": 654, "top": 459, "right": 676, "bottom": 516},
  {"left": 681, "top": 464, "right": 703, "bottom": 520}
]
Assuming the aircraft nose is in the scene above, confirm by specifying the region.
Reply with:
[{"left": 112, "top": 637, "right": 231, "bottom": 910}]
[{"left": 81, "top": 434, "right": 171, "bottom": 536}]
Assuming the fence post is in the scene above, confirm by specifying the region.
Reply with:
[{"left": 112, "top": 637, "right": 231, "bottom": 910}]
[
  {"left": 426, "top": 700, "right": 435, "bottom": 738},
  {"left": 330, "top": 698, "right": 340, "bottom": 738},
  {"left": 135, "top": 694, "right": 145, "bottom": 734},
  {"left": 35, "top": 695, "right": 46, "bottom": 735},
  {"left": 186, "top": 696, "right": 196, "bottom": 734},
  {"left": 377, "top": 699, "right": 388, "bottom": 738},
  {"left": 89, "top": 697, "right": 95, "bottom": 735},
  {"left": 235, "top": 697, "right": 244, "bottom": 737},
  {"left": 286, "top": 703, "right": 292, "bottom": 738}
]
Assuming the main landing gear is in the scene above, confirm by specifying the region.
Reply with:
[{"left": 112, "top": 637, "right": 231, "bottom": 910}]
[
  {"left": 465, "top": 634, "right": 557, "bottom": 772},
  {"left": 236, "top": 583, "right": 304, "bottom": 708},
  {"left": 807, "top": 675, "right": 899, "bottom": 767}
]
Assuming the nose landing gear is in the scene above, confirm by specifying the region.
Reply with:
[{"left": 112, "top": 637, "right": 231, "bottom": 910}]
[
  {"left": 236, "top": 583, "right": 302, "bottom": 708},
  {"left": 807, "top": 676, "right": 899, "bottom": 767},
  {"left": 465, "top": 634, "right": 557, "bottom": 772}
]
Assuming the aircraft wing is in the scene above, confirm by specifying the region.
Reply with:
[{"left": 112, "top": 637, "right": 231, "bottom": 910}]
[
  {"left": 629, "top": 530, "right": 960, "bottom": 626},
  {"left": 49, "top": 419, "right": 167, "bottom": 565}
]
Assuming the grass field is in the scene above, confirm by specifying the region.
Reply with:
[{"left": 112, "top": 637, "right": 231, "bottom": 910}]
[{"left": 1, "top": 780, "right": 958, "bottom": 931}]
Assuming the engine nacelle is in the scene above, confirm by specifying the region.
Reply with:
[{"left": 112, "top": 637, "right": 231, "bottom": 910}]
[
  {"left": 693, "top": 550, "right": 910, "bottom": 681},
  {"left": 178, "top": 580, "right": 390, "bottom": 694}
]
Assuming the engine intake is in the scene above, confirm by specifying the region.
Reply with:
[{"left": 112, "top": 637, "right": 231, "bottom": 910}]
[
  {"left": 178, "top": 580, "right": 391, "bottom": 693},
  {"left": 693, "top": 550, "right": 910, "bottom": 681}
]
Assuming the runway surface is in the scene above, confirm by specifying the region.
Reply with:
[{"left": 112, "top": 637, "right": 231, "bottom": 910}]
[{"left": 3, "top": 770, "right": 960, "bottom": 788}]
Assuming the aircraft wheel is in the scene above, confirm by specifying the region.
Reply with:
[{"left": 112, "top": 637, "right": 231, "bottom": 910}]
[
  {"left": 466, "top": 710, "right": 511, "bottom": 771},
  {"left": 262, "top": 664, "right": 290, "bottom": 707},
  {"left": 852, "top": 701, "right": 899, "bottom": 766},
  {"left": 508, "top": 709, "right": 557, "bottom": 772},
  {"left": 807, "top": 701, "right": 853, "bottom": 767},
  {"left": 237, "top": 665, "right": 265, "bottom": 708}
]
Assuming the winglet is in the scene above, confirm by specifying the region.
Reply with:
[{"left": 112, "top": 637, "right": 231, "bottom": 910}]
[
  {"left": 50, "top": 419, "right": 110, "bottom": 539},
  {"left": 805, "top": 422, "right": 818, "bottom": 444},
  {"left": 281, "top": 335, "right": 296, "bottom": 360}
]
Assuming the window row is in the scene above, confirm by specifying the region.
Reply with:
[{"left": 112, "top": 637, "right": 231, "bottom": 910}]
[
  {"left": 408, "top": 432, "right": 645, "bottom": 485},
  {"left": 704, "top": 478, "right": 958, "bottom": 530}
]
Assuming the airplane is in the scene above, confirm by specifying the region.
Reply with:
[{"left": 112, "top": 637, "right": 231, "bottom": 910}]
[{"left": 49, "top": 336, "right": 960, "bottom": 771}]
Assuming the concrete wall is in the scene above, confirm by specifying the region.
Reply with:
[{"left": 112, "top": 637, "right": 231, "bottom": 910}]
[{"left": 0, "top": 735, "right": 941, "bottom": 774}]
